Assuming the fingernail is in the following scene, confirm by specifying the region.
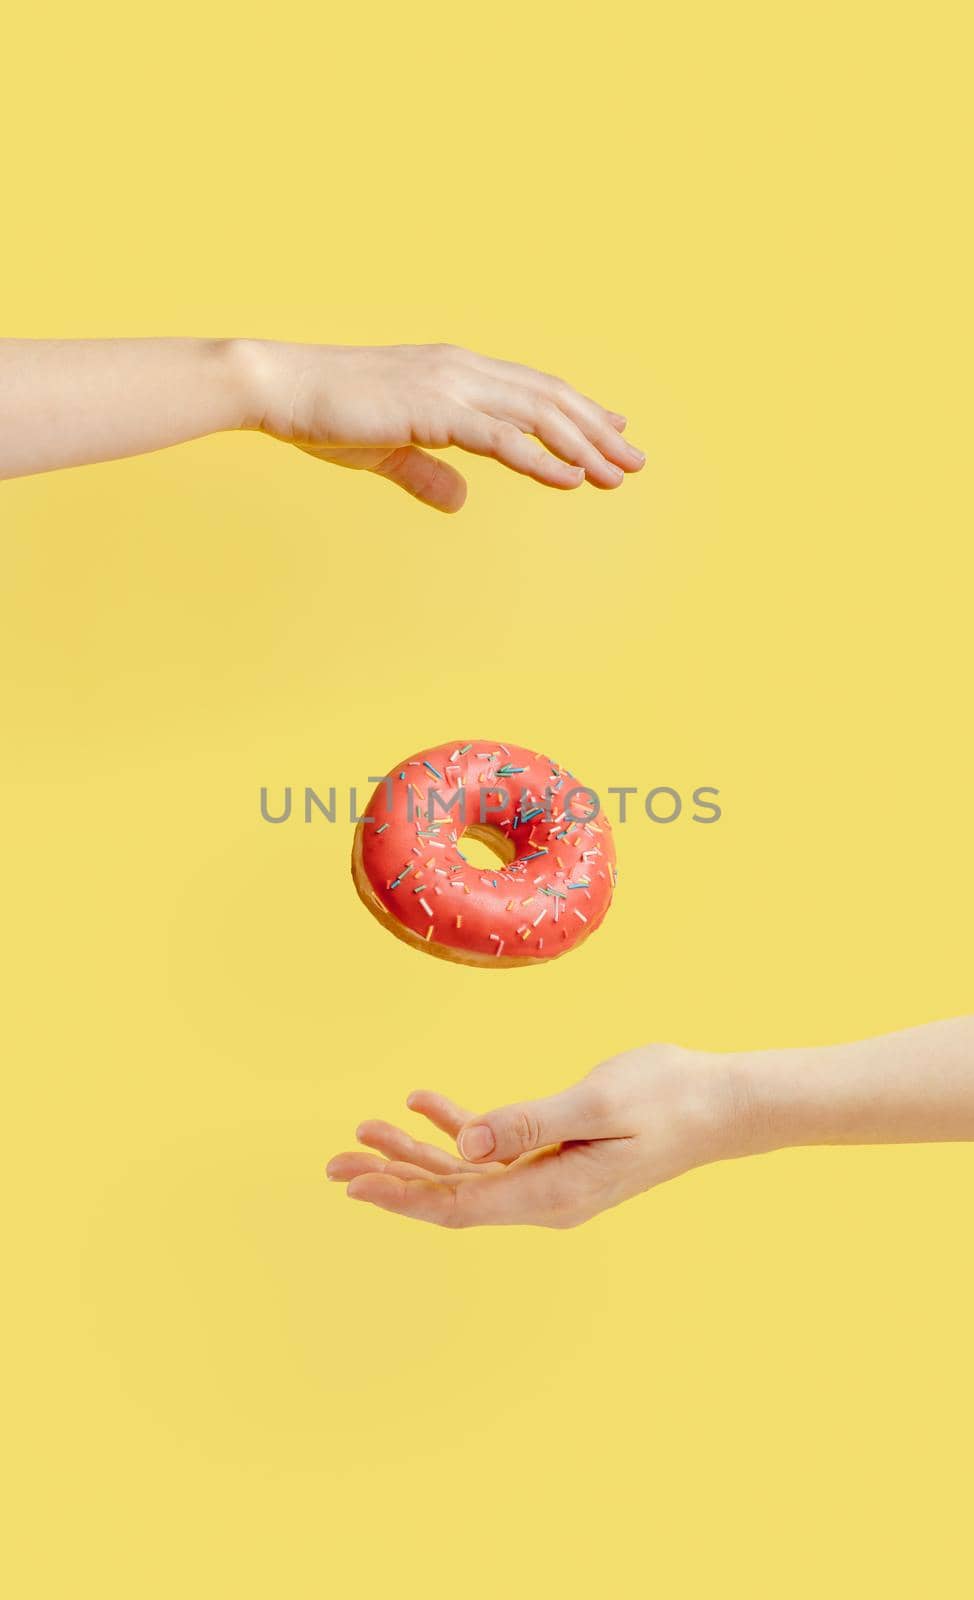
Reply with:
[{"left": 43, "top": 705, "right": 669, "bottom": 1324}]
[
  {"left": 629, "top": 447, "right": 646, "bottom": 464},
  {"left": 610, "top": 412, "right": 627, "bottom": 427},
  {"left": 458, "top": 1124, "right": 495, "bottom": 1160},
  {"left": 606, "top": 464, "right": 624, "bottom": 484}
]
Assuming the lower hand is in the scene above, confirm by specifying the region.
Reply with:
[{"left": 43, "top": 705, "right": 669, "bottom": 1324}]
[{"left": 326, "top": 1044, "right": 738, "bottom": 1228}]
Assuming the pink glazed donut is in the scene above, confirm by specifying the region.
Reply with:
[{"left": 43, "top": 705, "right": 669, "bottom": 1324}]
[{"left": 352, "top": 739, "right": 617, "bottom": 967}]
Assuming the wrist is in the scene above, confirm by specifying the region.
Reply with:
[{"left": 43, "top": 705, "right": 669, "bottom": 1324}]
[
  {"left": 217, "top": 338, "right": 281, "bottom": 432},
  {"left": 716, "top": 1046, "right": 835, "bottom": 1158},
  {"left": 636, "top": 1044, "right": 764, "bottom": 1172},
  {"left": 718, "top": 1051, "right": 788, "bottom": 1157},
  {"left": 680, "top": 1047, "right": 792, "bottom": 1165}
]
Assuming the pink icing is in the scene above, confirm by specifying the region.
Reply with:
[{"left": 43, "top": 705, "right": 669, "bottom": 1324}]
[{"left": 357, "top": 739, "right": 617, "bottom": 961}]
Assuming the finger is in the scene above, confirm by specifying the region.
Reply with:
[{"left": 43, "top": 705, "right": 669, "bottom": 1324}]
[
  {"left": 480, "top": 380, "right": 627, "bottom": 488},
  {"left": 345, "top": 1172, "right": 463, "bottom": 1224},
  {"left": 383, "top": 1159, "right": 458, "bottom": 1181},
  {"left": 445, "top": 406, "right": 585, "bottom": 490},
  {"left": 405, "top": 1089, "right": 474, "bottom": 1139},
  {"left": 481, "top": 375, "right": 643, "bottom": 479},
  {"left": 462, "top": 349, "right": 626, "bottom": 434},
  {"left": 346, "top": 1148, "right": 582, "bottom": 1228},
  {"left": 371, "top": 445, "right": 468, "bottom": 512},
  {"left": 327, "top": 1151, "right": 387, "bottom": 1181},
  {"left": 456, "top": 1077, "right": 623, "bottom": 1165},
  {"left": 547, "top": 391, "right": 645, "bottom": 474},
  {"left": 533, "top": 382, "right": 642, "bottom": 467},
  {"left": 354, "top": 1118, "right": 464, "bottom": 1175},
  {"left": 328, "top": 1152, "right": 449, "bottom": 1183}
]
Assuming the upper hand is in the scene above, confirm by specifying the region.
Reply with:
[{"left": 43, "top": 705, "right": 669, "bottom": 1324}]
[
  {"left": 243, "top": 341, "right": 645, "bottom": 512},
  {"left": 326, "top": 1044, "right": 740, "bottom": 1228}
]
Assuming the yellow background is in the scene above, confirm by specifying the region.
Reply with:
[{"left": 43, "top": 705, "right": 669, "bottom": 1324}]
[{"left": 2, "top": 2, "right": 972, "bottom": 1594}]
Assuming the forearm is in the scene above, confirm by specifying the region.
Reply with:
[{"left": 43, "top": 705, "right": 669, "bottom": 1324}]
[
  {"left": 722, "top": 1017, "right": 974, "bottom": 1157},
  {"left": 0, "top": 338, "right": 256, "bottom": 479}
]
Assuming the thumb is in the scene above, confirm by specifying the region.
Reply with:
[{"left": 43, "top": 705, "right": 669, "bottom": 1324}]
[
  {"left": 372, "top": 445, "right": 468, "bottom": 512},
  {"left": 457, "top": 1078, "right": 620, "bottom": 1164}
]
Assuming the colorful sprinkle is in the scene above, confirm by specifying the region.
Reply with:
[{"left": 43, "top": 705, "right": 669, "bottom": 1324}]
[{"left": 363, "top": 745, "right": 614, "bottom": 964}]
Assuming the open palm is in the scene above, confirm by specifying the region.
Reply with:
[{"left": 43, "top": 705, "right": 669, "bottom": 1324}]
[{"left": 327, "top": 1046, "right": 732, "bottom": 1228}]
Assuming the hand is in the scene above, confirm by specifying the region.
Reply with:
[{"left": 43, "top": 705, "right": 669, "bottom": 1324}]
[
  {"left": 243, "top": 340, "right": 645, "bottom": 512},
  {"left": 326, "top": 1044, "right": 738, "bottom": 1228},
  {"left": 327, "top": 1019, "right": 974, "bottom": 1229}
]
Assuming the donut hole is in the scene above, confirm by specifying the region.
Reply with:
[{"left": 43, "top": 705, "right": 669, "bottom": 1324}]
[{"left": 458, "top": 823, "right": 516, "bottom": 871}]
